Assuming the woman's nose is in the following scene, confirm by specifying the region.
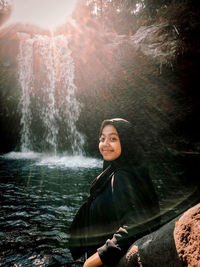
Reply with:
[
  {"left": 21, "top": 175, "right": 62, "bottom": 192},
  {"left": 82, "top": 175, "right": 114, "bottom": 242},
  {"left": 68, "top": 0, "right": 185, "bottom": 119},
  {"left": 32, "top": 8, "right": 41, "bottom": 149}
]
[{"left": 103, "top": 138, "right": 109, "bottom": 145}]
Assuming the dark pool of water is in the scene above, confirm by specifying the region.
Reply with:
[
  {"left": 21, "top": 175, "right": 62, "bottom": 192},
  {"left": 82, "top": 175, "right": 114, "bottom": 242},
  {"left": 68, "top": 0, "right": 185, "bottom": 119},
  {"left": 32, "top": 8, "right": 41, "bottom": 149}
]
[
  {"left": 0, "top": 152, "right": 199, "bottom": 266},
  {"left": 0, "top": 153, "right": 101, "bottom": 266}
]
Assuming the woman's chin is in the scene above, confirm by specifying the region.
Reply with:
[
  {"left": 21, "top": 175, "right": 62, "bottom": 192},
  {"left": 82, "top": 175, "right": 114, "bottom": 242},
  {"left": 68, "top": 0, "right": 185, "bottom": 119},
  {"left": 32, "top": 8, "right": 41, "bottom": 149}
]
[
  {"left": 103, "top": 155, "right": 113, "bottom": 161},
  {"left": 103, "top": 155, "right": 118, "bottom": 161}
]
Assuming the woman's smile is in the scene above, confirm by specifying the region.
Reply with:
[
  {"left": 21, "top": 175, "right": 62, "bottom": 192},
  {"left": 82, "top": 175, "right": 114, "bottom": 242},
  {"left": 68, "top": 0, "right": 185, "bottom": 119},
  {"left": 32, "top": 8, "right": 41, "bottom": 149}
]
[{"left": 102, "top": 149, "right": 113, "bottom": 155}]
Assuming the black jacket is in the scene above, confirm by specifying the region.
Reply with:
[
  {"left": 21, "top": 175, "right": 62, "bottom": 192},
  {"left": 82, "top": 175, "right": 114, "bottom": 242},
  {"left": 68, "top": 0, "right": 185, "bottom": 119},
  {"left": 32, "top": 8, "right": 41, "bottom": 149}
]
[{"left": 69, "top": 161, "right": 160, "bottom": 266}]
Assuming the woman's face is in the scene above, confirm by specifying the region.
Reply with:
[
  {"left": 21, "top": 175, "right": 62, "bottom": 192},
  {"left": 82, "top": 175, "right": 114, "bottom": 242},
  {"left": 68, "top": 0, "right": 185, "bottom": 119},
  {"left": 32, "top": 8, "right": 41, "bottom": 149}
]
[{"left": 99, "top": 124, "right": 122, "bottom": 161}]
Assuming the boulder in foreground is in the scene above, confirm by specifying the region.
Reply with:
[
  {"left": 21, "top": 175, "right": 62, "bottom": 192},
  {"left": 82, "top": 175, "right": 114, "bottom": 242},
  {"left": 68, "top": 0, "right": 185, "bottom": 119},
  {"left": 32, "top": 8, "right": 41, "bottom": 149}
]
[{"left": 174, "top": 203, "right": 200, "bottom": 267}]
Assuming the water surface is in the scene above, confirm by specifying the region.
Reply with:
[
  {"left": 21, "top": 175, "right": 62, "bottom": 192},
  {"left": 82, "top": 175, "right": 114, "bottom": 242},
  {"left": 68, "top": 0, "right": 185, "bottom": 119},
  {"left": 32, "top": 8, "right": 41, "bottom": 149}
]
[
  {"left": 0, "top": 152, "right": 102, "bottom": 266},
  {"left": 0, "top": 152, "right": 199, "bottom": 266}
]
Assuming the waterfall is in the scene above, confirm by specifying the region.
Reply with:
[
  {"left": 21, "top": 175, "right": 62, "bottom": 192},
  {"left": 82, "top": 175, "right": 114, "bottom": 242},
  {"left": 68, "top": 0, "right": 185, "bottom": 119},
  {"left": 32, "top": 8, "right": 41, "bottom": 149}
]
[
  {"left": 17, "top": 33, "right": 84, "bottom": 155},
  {"left": 18, "top": 35, "right": 34, "bottom": 152}
]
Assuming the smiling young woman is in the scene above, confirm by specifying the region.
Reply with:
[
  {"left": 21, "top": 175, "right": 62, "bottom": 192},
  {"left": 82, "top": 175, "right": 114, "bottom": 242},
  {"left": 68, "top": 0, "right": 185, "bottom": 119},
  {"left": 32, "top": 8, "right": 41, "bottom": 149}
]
[
  {"left": 99, "top": 124, "right": 122, "bottom": 161},
  {"left": 69, "top": 118, "right": 160, "bottom": 267}
]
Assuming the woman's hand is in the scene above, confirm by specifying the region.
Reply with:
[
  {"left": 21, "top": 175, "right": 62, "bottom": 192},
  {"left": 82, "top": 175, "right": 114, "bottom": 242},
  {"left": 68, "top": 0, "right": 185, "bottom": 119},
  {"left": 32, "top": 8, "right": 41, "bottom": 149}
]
[{"left": 83, "top": 252, "right": 103, "bottom": 267}]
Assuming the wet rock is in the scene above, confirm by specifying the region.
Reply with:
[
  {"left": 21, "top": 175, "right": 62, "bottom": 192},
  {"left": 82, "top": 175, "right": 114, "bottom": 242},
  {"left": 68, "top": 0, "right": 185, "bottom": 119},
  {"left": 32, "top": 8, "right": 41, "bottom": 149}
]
[
  {"left": 174, "top": 203, "right": 200, "bottom": 266},
  {"left": 116, "top": 216, "right": 182, "bottom": 267}
]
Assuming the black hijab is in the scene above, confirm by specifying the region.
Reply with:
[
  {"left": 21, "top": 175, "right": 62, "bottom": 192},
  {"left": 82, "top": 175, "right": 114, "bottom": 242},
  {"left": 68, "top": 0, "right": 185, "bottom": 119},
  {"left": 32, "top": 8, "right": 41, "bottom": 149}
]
[
  {"left": 99, "top": 118, "right": 143, "bottom": 170},
  {"left": 90, "top": 118, "right": 145, "bottom": 196}
]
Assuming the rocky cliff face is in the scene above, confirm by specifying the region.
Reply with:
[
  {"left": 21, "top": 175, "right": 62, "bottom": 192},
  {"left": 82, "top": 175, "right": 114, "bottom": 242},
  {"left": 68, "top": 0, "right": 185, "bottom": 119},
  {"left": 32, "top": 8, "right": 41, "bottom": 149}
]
[
  {"left": 0, "top": 1, "right": 199, "bottom": 157},
  {"left": 0, "top": 25, "right": 20, "bottom": 152},
  {"left": 0, "top": 0, "right": 12, "bottom": 27}
]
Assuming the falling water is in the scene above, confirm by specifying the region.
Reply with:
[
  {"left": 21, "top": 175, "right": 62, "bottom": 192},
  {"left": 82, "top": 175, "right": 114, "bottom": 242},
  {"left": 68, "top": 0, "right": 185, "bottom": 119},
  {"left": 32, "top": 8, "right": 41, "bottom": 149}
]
[
  {"left": 18, "top": 34, "right": 34, "bottom": 152},
  {"left": 17, "top": 33, "right": 84, "bottom": 155}
]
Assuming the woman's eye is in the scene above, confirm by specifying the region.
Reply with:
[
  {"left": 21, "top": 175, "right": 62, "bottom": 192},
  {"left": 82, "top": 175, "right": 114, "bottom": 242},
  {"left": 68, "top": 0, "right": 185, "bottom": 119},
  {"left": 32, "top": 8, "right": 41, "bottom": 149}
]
[
  {"left": 99, "top": 137, "right": 105, "bottom": 142},
  {"left": 110, "top": 137, "right": 117, "bottom": 141},
  {"left": 99, "top": 136, "right": 118, "bottom": 142}
]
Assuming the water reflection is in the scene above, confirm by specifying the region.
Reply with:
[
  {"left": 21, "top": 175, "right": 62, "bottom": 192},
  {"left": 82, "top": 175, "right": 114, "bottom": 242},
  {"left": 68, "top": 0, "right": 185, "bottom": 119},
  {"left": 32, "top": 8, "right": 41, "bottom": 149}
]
[
  {"left": 0, "top": 152, "right": 199, "bottom": 266},
  {"left": 0, "top": 154, "right": 102, "bottom": 266}
]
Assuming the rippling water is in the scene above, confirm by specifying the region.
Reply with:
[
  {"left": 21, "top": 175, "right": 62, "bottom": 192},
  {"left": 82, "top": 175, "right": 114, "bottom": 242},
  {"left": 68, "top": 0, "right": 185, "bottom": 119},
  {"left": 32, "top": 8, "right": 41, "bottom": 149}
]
[
  {"left": 0, "top": 152, "right": 102, "bottom": 266},
  {"left": 0, "top": 152, "right": 199, "bottom": 266}
]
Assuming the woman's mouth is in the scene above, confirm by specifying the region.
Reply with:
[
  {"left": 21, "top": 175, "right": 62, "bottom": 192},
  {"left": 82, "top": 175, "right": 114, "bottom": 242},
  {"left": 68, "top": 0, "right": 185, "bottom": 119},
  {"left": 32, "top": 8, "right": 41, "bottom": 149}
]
[{"left": 102, "top": 150, "right": 113, "bottom": 154}]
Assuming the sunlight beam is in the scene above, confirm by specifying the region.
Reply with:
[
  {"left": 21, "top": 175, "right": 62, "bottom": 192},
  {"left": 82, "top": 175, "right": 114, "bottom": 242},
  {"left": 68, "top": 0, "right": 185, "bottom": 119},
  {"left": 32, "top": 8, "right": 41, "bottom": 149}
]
[{"left": 8, "top": 0, "right": 78, "bottom": 29}]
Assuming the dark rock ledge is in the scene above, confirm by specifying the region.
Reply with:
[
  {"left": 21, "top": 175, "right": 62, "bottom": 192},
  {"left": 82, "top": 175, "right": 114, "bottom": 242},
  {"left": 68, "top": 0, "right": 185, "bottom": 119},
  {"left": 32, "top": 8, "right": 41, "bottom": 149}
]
[{"left": 115, "top": 203, "right": 200, "bottom": 267}]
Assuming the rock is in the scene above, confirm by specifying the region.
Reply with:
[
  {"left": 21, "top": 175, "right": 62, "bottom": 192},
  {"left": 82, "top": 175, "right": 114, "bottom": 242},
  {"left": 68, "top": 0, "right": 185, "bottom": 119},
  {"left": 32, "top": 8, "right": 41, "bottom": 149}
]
[
  {"left": 116, "top": 203, "right": 200, "bottom": 267},
  {"left": 174, "top": 203, "right": 200, "bottom": 266},
  {"left": 116, "top": 216, "right": 182, "bottom": 267},
  {"left": 0, "top": 0, "right": 12, "bottom": 27}
]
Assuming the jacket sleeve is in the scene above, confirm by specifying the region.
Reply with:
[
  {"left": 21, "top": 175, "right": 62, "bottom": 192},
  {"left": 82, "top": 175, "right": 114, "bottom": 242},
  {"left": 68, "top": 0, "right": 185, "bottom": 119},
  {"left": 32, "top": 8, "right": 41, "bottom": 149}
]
[{"left": 97, "top": 168, "right": 160, "bottom": 265}]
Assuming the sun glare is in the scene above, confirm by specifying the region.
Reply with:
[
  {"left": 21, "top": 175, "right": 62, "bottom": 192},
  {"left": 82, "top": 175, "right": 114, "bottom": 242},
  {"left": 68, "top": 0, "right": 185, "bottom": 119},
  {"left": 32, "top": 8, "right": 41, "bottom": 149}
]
[{"left": 8, "top": 0, "right": 78, "bottom": 29}]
